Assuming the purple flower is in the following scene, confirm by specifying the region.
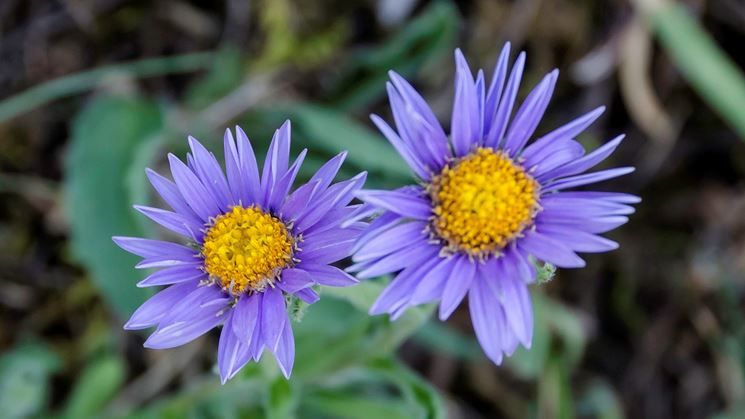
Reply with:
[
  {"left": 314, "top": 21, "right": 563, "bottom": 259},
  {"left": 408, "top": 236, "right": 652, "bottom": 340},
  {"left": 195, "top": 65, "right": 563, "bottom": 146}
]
[
  {"left": 114, "top": 121, "right": 366, "bottom": 382},
  {"left": 351, "top": 45, "right": 638, "bottom": 364}
]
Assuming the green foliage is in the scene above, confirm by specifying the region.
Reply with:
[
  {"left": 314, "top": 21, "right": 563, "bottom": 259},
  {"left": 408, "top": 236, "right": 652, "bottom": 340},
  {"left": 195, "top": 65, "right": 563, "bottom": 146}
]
[
  {"left": 60, "top": 355, "right": 126, "bottom": 419},
  {"left": 0, "top": 343, "right": 61, "bottom": 419},
  {"left": 640, "top": 2, "right": 745, "bottom": 140},
  {"left": 65, "top": 95, "right": 163, "bottom": 317},
  {"left": 326, "top": 1, "right": 459, "bottom": 110}
]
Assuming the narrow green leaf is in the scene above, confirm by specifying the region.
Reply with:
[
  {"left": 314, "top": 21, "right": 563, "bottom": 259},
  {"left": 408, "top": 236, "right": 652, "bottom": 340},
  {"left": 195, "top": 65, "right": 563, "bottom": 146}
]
[
  {"left": 61, "top": 355, "right": 125, "bottom": 419},
  {"left": 0, "top": 52, "right": 213, "bottom": 123},
  {"left": 0, "top": 343, "right": 61, "bottom": 419},
  {"left": 639, "top": 2, "right": 745, "bottom": 140},
  {"left": 65, "top": 95, "right": 163, "bottom": 317},
  {"left": 265, "top": 378, "right": 297, "bottom": 419}
]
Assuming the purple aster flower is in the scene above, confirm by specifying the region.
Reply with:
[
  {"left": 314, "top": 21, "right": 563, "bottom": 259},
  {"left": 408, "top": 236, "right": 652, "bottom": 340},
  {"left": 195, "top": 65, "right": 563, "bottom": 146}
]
[
  {"left": 350, "top": 44, "right": 638, "bottom": 364},
  {"left": 113, "top": 121, "right": 366, "bottom": 382}
]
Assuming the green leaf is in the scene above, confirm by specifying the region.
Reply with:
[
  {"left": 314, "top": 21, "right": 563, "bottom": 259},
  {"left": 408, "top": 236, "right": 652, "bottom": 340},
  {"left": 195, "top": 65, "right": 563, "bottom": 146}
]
[
  {"left": 303, "top": 393, "right": 413, "bottom": 419},
  {"left": 60, "top": 355, "right": 125, "bottom": 419},
  {"left": 367, "top": 358, "right": 446, "bottom": 419},
  {"left": 326, "top": 1, "right": 459, "bottom": 110},
  {"left": 638, "top": 1, "right": 745, "bottom": 140},
  {"left": 537, "top": 353, "right": 576, "bottom": 419},
  {"left": 65, "top": 95, "right": 164, "bottom": 317},
  {"left": 0, "top": 343, "right": 61, "bottom": 419},
  {"left": 264, "top": 377, "right": 297, "bottom": 419},
  {"left": 277, "top": 104, "right": 413, "bottom": 183}
]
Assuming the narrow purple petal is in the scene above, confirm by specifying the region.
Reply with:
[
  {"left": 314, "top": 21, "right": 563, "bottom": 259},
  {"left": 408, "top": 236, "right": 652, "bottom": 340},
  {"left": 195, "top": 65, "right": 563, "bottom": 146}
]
[
  {"left": 298, "top": 263, "right": 359, "bottom": 287},
  {"left": 370, "top": 114, "right": 429, "bottom": 180},
  {"left": 232, "top": 294, "right": 261, "bottom": 345},
  {"left": 536, "top": 225, "right": 619, "bottom": 252},
  {"left": 268, "top": 148, "right": 306, "bottom": 211},
  {"left": 260, "top": 287, "right": 287, "bottom": 352},
  {"left": 144, "top": 310, "right": 227, "bottom": 349},
  {"left": 277, "top": 268, "right": 314, "bottom": 293},
  {"left": 295, "top": 287, "right": 320, "bottom": 305},
  {"left": 451, "top": 49, "right": 479, "bottom": 157},
  {"left": 355, "top": 240, "right": 436, "bottom": 279},
  {"left": 501, "top": 275, "right": 533, "bottom": 346},
  {"left": 543, "top": 167, "right": 635, "bottom": 193},
  {"left": 355, "top": 189, "right": 431, "bottom": 220},
  {"left": 145, "top": 168, "right": 201, "bottom": 222},
  {"left": 281, "top": 181, "right": 318, "bottom": 222},
  {"left": 483, "top": 43, "right": 511, "bottom": 135},
  {"left": 518, "top": 232, "right": 586, "bottom": 268},
  {"left": 353, "top": 220, "right": 426, "bottom": 261},
  {"left": 168, "top": 154, "right": 221, "bottom": 220},
  {"left": 134, "top": 205, "right": 202, "bottom": 240},
  {"left": 234, "top": 126, "right": 262, "bottom": 203},
  {"left": 112, "top": 236, "right": 196, "bottom": 260},
  {"left": 137, "top": 264, "right": 206, "bottom": 287},
  {"left": 502, "top": 70, "right": 558, "bottom": 156},
  {"left": 409, "top": 256, "right": 456, "bottom": 305},
  {"left": 308, "top": 151, "right": 346, "bottom": 196},
  {"left": 469, "top": 275, "right": 504, "bottom": 364},
  {"left": 261, "top": 121, "right": 291, "bottom": 206},
  {"left": 539, "top": 135, "right": 626, "bottom": 182},
  {"left": 188, "top": 136, "right": 232, "bottom": 210},
  {"left": 484, "top": 52, "right": 525, "bottom": 148},
  {"left": 369, "top": 258, "right": 431, "bottom": 315},
  {"left": 439, "top": 255, "right": 476, "bottom": 320},
  {"left": 218, "top": 313, "right": 251, "bottom": 384},
  {"left": 273, "top": 320, "right": 295, "bottom": 378},
  {"left": 124, "top": 282, "right": 198, "bottom": 330}
]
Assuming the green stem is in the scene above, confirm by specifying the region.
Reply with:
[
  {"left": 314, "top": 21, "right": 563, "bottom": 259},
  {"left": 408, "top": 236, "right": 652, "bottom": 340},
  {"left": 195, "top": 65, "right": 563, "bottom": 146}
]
[{"left": 0, "top": 51, "right": 215, "bottom": 123}]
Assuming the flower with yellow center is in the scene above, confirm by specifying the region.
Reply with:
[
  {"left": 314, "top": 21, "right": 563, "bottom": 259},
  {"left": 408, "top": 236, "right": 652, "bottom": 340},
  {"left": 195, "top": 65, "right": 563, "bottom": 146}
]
[
  {"left": 114, "top": 122, "right": 366, "bottom": 382},
  {"left": 430, "top": 148, "right": 539, "bottom": 257},
  {"left": 202, "top": 206, "right": 295, "bottom": 294},
  {"left": 353, "top": 45, "right": 637, "bottom": 367}
]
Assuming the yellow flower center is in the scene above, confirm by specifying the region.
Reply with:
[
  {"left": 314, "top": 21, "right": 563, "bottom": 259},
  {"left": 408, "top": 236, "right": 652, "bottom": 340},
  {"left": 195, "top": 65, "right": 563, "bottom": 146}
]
[
  {"left": 430, "top": 147, "right": 539, "bottom": 257},
  {"left": 202, "top": 206, "right": 294, "bottom": 294}
]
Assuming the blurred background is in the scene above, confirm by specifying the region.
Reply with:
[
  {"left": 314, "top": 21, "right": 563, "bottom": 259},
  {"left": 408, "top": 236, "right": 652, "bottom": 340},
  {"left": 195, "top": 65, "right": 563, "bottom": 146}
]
[{"left": 1, "top": 0, "right": 745, "bottom": 418}]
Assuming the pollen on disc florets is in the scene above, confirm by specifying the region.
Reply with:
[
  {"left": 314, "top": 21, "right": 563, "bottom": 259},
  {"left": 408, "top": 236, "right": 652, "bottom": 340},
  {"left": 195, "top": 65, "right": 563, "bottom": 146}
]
[
  {"left": 202, "top": 206, "right": 294, "bottom": 294},
  {"left": 429, "top": 147, "right": 540, "bottom": 257}
]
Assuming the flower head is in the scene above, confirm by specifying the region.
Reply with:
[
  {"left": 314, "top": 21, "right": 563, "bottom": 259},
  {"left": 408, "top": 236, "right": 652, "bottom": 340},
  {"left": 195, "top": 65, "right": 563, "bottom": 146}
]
[
  {"left": 114, "top": 121, "right": 366, "bottom": 382},
  {"left": 351, "top": 45, "right": 638, "bottom": 364}
]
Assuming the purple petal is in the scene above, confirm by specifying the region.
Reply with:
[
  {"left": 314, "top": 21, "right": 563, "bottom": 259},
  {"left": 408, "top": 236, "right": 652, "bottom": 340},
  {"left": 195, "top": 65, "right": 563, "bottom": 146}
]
[
  {"left": 369, "top": 259, "right": 431, "bottom": 315},
  {"left": 261, "top": 121, "right": 291, "bottom": 206},
  {"left": 272, "top": 320, "right": 295, "bottom": 378},
  {"left": 124, "top": 282, "right": 198, "bottom": 330},
  {"left": 188, "top": 136, "right": 232, "bottom": 211},
  {"left": 484, "top": 52, "right": 526, "bottom": 148},
  {"left": 134, "top": 205, "right": 202, "bottom": 240},
  {"left": 502, "top": 70, "right": 558, "bottom": 155},
  {"left": 232, "top": 294, "right": 261, "bottom": 345},
  {"left": 543, "top": 167, "right": 635, "bottom": 193},
  {"left": 355, "top": 240, "right": 436, "bottom": 279},
  {"left": 168, "top": 154, "right": 221, "bottom": 220},
  {"left": 539, "top": 135, "right": 626, "bottom": 182},
  {"left": 537, "top": 213, "right": 630, "bottom": 234},
  {"left": 112, "top": 236, "right": 196, "bottom": 260},
  {"left": 145, "top": 169, "right": 201, "bottom": 222},
  {"left": 518, "top": 232, "right": 586, "bottom": 268},
  {"left": 277, "top": 268, "right": 314, "bottom": 293},
  {"left": 218, "top": 313, "right": 251, "bottom": 384},
  {"left": 295, "top": 287, "right": 320, "bottom": 305},
  {"left": 299, "top": 263, "right": 359, "bottom": 287},
  {"left": 536, "top": 225, "right": 618, "bottom": 253},
  {"left": 144, "top": 310, "right": 227, "bottom": 349},
  {"left": 260, "top": 287, "right": 287, "bottom": 352},
  {"left": 137, "top": 264, "right": 206, "bottom": 287},
  {"left": 530, "top": 106, "right": 605, "bottom": 149},
  {"left": 268, "top": 149, "right": 307, "bottom": 211},
  {"left": 370, "top": 114, "right": 429, "bottom": 180},
  {"left": 483, "top": 43, "right": 511, "bottom": 135},
  {"left": 501, "top": 275, "right": 533, "bottom": 346},
  {"left": 439, "top": 255, "right": 476, "bottom": 320},
  {"left": 353, "top": 220, "right": 426, "bottom": 261},
  {"left": 308, "top": 152, "right": 347, "bottom": 196},
  {"left": 451, "top": 49, "right": 479, "bottom": 157},
  {"left": 281, "top": 181, "right": 319, "bottom": 222},
  {"left": 409, "top": 256, "right": 456, "bottom": 305},
  {"left": 233, "top": 126, "right": 262, "bottom": 204},
  {"left": 355, "top": 189, "right": 431, "bottom": 220},
  {"left": 469, "top": 275, "right": 505, "bottom": 364},
  {"left": 388, "top": 71, "right": 446, "bottom": 140}
]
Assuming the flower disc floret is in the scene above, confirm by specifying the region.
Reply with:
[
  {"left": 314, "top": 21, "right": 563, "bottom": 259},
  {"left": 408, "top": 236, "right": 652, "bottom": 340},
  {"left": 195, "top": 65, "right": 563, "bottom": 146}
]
[
  {"left": 202, "top": 206, "right": 293, "bottom": 294},
  {"left": 430, "top": 147, "right": 539, "bottom": 256}
]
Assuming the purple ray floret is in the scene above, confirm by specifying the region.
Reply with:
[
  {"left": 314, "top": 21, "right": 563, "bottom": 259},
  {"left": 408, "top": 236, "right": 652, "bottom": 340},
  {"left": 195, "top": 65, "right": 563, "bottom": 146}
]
[
  {"left": 114, "top": 121, "right": 365, "bottom": 382},
  {"left": 352, "top": 44, "right": 638, "bottom": 365}
]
